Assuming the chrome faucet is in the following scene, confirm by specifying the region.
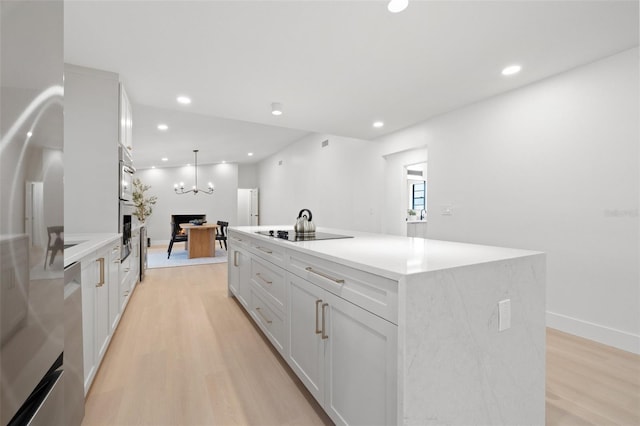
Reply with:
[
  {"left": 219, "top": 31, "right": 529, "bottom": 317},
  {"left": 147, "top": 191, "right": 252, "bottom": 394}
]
[{"left": 420, "top": 209, "right": 426, "bottom": 220}]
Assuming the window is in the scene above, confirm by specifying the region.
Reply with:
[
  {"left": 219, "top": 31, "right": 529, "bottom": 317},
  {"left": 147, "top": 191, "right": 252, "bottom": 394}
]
[{"left": 412, "top": 181, "right": 425, "bottom": 211}]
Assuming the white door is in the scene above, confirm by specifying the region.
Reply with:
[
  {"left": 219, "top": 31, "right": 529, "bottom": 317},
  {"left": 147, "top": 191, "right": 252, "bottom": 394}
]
[
  {"left": 250, "top": 188, "right": 259, "bottom": 226},
  {"left": 24, "top": 181, "right": 45, "bottom": 247},
  {"left": 236, "top": 189, "right": 251, "bottom": 226}
]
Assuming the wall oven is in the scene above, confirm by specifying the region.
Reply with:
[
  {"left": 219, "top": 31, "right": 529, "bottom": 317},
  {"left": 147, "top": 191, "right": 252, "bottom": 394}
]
[{"left": 119, "top": 145, "right": 135, "bottom": 202}]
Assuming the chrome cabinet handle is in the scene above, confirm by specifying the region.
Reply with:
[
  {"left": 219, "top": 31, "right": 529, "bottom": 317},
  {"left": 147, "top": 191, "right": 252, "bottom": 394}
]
[
  {"left": 315, "top": 299, "right": 323, "bottom": 334},
  {"left": 321, "top": 303, "right": 329, "bottom": 340},
  {"left": 305, "top": 267, "right": 345, "bottom": 284},
  {"left": 256, "top": 246, "right": 273, "bottom": 254},
  {"left": 96, "top": 258, "right": 105, "bottom": 287},
  {"left": 255, "top": 307, "right": 272, "bottom": 324},
  {"left": 233, "top": 251, "right": 239, "bottom": 267},
  {"left": 256, "top": 273, "right": 272, "bottom": 285}
]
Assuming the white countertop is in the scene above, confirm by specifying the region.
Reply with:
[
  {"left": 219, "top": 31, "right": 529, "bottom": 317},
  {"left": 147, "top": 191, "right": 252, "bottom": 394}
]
[
  {"left": 64, "top": 233, "right": 121, "bottom": 267},
  {"left": 230, "top": 226, "right": 542, "bottom": 279}
]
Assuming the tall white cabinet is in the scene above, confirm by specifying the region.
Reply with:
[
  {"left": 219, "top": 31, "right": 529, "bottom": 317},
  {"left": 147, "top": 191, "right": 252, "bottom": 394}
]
[{"left": 64, "top": 64, "right": 131, "bottom": 234}]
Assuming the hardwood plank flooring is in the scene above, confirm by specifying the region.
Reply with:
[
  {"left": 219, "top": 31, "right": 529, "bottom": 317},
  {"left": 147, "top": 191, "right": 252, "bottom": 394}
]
[{"left": 83, "top": 251, "right": 640, "bottom": 425}]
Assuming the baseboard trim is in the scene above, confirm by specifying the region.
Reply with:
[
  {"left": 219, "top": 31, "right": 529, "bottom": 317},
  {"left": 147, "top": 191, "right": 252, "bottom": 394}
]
[{"left": 547, "top": 311, "right": 640, "bottom": 354}]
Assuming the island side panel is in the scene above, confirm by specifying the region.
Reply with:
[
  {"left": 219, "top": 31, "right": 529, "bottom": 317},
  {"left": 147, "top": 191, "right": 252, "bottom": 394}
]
[{"left": 399, "top": 254, "right": 546, "bottom": 425}]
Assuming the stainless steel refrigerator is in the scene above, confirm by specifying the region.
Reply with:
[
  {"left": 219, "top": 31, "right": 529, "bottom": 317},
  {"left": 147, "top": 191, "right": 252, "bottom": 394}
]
[{"left": 0, "top": 1, "right": 66, "bottom": 424}]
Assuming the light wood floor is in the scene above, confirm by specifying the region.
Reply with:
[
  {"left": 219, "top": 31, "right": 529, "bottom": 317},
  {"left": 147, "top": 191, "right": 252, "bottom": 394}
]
[{"left": 83, "top": 253, "right": 640, "bottom": 426}]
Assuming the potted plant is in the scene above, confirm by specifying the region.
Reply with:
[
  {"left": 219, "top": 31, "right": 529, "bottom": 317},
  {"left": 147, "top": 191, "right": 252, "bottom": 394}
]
[
  {"left": 132, "top": 178, "right": 157, "bottom": 223},
  {"left": 407, "top": 209, "right": 417, "bottom": 220}
]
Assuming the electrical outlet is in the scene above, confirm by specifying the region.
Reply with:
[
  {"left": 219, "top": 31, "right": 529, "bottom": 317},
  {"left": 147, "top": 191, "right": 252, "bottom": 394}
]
[
  {"left": 498, "top": 299, "right": 511, "bottom": 331},
  {"left": 441, "top": 205, "right": 453, "bottom": 216}
]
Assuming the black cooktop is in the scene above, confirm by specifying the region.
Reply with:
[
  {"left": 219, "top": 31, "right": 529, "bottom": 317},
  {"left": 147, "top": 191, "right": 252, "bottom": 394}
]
[{"left": 255, "top": 230, "right": 353, "bottom": 242}]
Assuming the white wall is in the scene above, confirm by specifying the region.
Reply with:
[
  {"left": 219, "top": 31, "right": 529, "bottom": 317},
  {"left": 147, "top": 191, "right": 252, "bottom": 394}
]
[
  {"left": 257, "top": 48, "right": 639, "bottom": 353},
  {"left": 238, "top": 163, "right": 259, "bottom": 188},
  {"left": 136, "top": 163, "right": 238, "bottom": 244},
  {"left": 376, "top": 48, "right": 639, "bottom": 353},
  {"left": 258, "top": 133, "right": 384, "bottom": 232}
]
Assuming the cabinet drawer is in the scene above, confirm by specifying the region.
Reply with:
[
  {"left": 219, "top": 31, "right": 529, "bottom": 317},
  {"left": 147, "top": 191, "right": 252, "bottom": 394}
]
[
  {"left": 250, "top": 256, "right": 286, "bottom": 312},
  {"left": 289, "top": 252, "right": 398, "bottom": 324},
  {"left": 228, "top": 231, "right": 249, "bottom": 249},
  {"left": 250, "top": 285, "right": 285, "bottom": 354},
  {"left": 249, "top": 239, "right": 286, "bottom": 268}
]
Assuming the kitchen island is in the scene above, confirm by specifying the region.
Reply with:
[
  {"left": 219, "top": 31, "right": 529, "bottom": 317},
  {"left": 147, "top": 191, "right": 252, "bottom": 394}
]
[{"left": 228, "top": 226, "right": 545, "bottom": 426}]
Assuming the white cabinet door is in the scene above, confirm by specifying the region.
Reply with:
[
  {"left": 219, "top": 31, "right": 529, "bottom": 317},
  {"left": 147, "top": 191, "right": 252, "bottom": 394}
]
[
  {"left": 108, "top": 242, "right": 121, "bottom": 332},
  {"left": 229, "top": 247, "right": 250, "bottom": 308},
  {"left": 287, "top": 274, "right": 324, "bottom": 405},
  {"left": 288, "top": 273, "right": 397, "bottom": 426},
  {"left": 94, "top": 247, "right": 110, "bottom": 362},
  {"left": 80, "top": 254, "right": 96, "bottom": 394},
  {"left": 323, "top": 290, "right": 397, "bottom": 426}
]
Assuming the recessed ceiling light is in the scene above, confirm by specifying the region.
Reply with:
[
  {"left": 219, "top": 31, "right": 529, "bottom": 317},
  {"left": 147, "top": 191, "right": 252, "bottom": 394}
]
[
  {"left": 373, "top": 121, "right": 384, "bottom": 128},
  {"left": 27, "top": 131, "right": 33, "bottom": 138},
  {"left": 152, "top": 166, "right": 156, "bottom": 169},
  {"left": 161, "top": 157, "right": 168, "bottom": 162},
  {"left": 157, "top": 123, "right": 168, "bottom": 131},
  {"left": 501, "top": 64, "right": 522, "bottom": 76},
  {"left": 271, "top": 102, "right": 283, "bottom": 116},
  {"left": 388, "top": 0, "right": 408, "bottom": 13},
  {"left": 177, "top": 96, "right": 191, "bottom": 105},
  {"left": 248, "top": 152, "right": 254, "bottom": 156}
]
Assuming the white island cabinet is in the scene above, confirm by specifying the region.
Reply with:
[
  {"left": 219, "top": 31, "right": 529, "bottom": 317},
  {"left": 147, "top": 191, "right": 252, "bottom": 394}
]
[{"left": 227, "top": 226, "right": 546, "bottom": 426}]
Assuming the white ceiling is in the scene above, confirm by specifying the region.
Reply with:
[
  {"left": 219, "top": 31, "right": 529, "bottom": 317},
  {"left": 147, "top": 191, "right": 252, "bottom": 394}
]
[{"left": 64, "top": 0, "right": 639, "bottom": 169}]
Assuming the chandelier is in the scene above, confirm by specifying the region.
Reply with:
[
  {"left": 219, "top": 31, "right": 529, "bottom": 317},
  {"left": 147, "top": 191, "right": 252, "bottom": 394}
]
[{"left": 174, "top": 150, "right": 214, "bottom": 195}]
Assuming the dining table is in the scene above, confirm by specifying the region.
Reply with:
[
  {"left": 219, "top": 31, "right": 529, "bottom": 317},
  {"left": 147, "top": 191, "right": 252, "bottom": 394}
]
[{"left": 179, "top": 223, "right": 219, "bottom": 259}]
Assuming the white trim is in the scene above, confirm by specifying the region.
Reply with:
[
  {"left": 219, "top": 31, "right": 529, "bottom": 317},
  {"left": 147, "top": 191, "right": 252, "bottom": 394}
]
[{"left": 547, "top": 311, "right": 640, "bottom": 354}]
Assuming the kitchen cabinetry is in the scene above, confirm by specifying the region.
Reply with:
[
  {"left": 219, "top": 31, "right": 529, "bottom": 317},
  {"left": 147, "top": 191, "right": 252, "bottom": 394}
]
[
  {"left": 120, "top": 227, "right": 139, "bottom": 310},
  {"left": 80, "top": 239, "right": 120, "bottom": 394},
  {"left": 64, "top": 64, "right": 133, "bottom": 235},
  {"left": 228, "top": 244, "right": 250, "bottom": 309},
  {"left": 108, "top": 242, "right": 121, "bottom": 332},
  {"left": 228, "top": 227, "right": 546, "bottom": 425},
  {"left": 228, "top": 231, "right": 396, "bottom": 425},
  {"left": 288, "top": 271, "right": 397, "bottom": 426},
  {"left": 119, "top": 84, "right": 133, "bottom": 152}
]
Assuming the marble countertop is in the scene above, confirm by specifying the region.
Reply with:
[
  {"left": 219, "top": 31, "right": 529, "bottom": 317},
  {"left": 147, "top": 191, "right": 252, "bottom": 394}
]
[
  {"left": 64, "top": 233, "right": 121, "bottom": 267},
  {"left": 230, "top": 226, "right": 542, "bottom": 279}
]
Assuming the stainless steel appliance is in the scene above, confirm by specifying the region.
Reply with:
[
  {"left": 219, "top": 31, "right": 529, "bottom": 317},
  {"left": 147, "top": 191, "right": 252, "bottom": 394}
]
[
  {"left": 1, "top": 1, "right": 65, "bottom": 423},
  {"left": 64, "top": 262, "right": 85, "bottom": 426},
  {"left": 139, "top": 225, "right": 147, "bottom": 281},
  {"left": 119, "top": 145, "right": 135, "bottom": 202},
  {"left": 256, "top": 230, "right": 353, "bottom": 242}
]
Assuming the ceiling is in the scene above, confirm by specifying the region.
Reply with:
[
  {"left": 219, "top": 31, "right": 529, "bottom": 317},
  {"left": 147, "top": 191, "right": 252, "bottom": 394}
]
[{"left": 63, "top": 1, "right": 639, "bottom": 169}]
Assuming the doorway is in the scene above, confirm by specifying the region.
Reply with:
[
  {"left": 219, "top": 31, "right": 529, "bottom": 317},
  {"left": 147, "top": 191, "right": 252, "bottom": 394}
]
[{"left": 237, "top": 188, "right": 259, "bottom": 226}]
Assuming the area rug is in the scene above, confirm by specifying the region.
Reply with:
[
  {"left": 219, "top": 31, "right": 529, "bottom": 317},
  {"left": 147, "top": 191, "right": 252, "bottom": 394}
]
[{"left": 147, "top": 248, "right": 227, "bottom": 269}]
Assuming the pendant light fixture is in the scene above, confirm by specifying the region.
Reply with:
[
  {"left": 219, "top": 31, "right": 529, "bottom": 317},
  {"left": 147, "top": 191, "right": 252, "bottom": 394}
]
[{"left": 174, "top": 150, "right": 214, "bottom": 195}]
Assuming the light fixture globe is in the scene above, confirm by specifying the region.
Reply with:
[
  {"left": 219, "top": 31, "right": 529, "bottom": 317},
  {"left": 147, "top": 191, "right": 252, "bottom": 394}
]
[
  {"left": 271, "top": 102, "right": 283, "bottom": 116},
  {"left": 388, "top": 0, "right": 409, "bottom": 13},
  {"left": 174, "top": 150, "right": 214, "bottom": 195}
]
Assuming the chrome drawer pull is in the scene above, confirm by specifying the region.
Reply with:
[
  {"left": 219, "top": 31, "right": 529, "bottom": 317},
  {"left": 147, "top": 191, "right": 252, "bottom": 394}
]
[
  {"left": 255, "top": 307, "right": 273, "bottom": 324},
  {"left": 233, "top": 251, "right": 239, "bottom": 267},
  {"left": 321, "top": 303, "right": 329, "bottom": 340},
  {"left": 305, "top": 267, "right": 345, "bottom": 284},
  {"left": 256, "top": 246, "right": 273, "bottom": 254},
  {"left": 256, "top": 273, "right": 273, "bottom": 285},
  {"left": 96, "top": 258, "right": 105, "bottom": 287},
  {"left": 315, "top": 299, "right": 323, "bottom": 334}
]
